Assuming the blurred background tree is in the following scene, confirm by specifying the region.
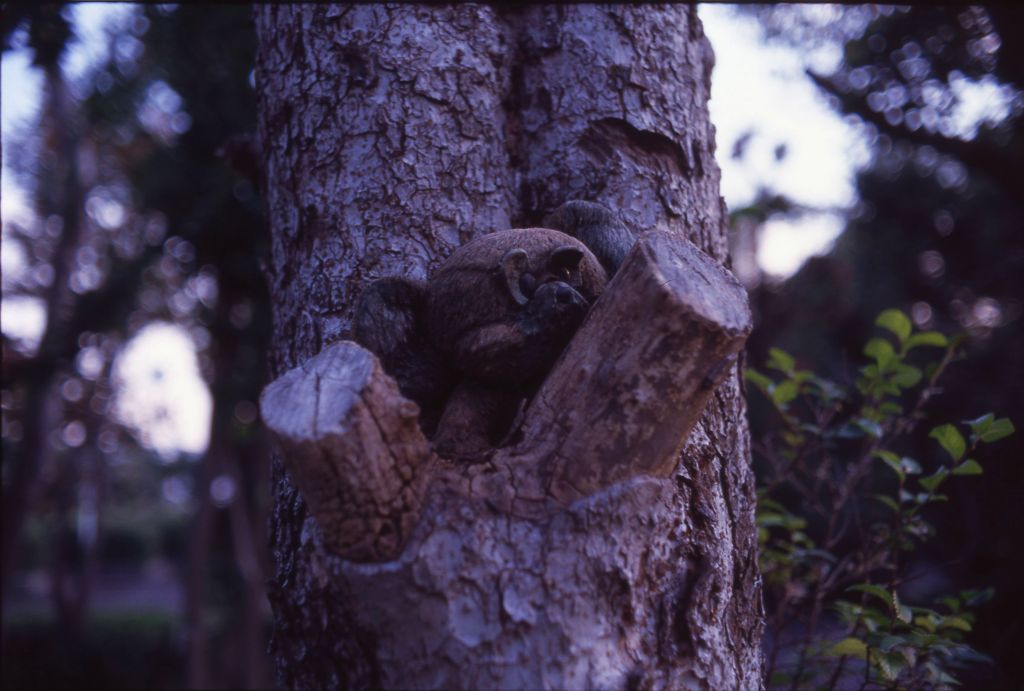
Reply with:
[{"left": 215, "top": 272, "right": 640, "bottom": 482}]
[
  {"left": 2, "top": 5, "right": 271, "bottom": 688},
  {"left": 737, "top": 5, "right": 1024, "bottom": 688}
]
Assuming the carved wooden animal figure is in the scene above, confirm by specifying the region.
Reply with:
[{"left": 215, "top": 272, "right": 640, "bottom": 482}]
[
  {"left": 354, "top": 200, "right": 634, "bottom": 458},
  {"left": 424, "top": 228, "right": 606, "bottom": 386},
  {"left": 262, "top": 211, "right": 754, "bottom": 561}
]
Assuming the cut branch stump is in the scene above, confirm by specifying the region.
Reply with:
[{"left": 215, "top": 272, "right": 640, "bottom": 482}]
[
  {"left": 518, "top": 230, "right": 752, "bottom": 503},
  {"left": 260, "top": 228, "right": 751, "bottom": 560},
  {"left": 259, "top": 342, "right": 433, "bottom": 562}
]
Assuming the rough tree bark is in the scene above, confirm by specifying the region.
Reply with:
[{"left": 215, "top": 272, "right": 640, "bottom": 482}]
[{"left": 254, "top": 5, "right": 763, "bottom": 689}]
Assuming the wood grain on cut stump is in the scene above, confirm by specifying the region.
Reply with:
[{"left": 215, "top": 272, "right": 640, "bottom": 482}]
[
  {"left": 516, "top": 230, "right": 752, "bottom": 504},
  {"left": 259, "top": 342, "right": 433, "bottom": 561}
]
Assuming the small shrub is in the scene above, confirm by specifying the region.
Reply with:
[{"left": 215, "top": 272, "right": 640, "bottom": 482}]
[{"left": 749, "top": 308, "right": 1014, "bottom": 689}]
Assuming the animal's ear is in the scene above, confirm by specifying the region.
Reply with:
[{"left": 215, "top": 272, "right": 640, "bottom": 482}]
[
  {"left": 549, "top": 245, "right": 584, "bottom": 284},
  {"left": 354, "top": 277, "right": 453, "bottom": 433},
  {"left": 544, "top": 200, "right": 633, "bottom": 276},
  {"left": 500, "top": 248, "right": 531, "bottom": 306},
  {"left": 354, "top": 277, "right": 427, "bottom": 361}
]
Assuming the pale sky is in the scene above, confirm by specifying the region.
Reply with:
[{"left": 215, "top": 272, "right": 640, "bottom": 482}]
[
  {"left": 0, "top": 5, "right": 885, "bottom": 456},
  {"left": 111, "top": 322, "right": 212, "bottom": 457},
  {"left": 700, "top": 5, "right": 871, "bottom": 276}
]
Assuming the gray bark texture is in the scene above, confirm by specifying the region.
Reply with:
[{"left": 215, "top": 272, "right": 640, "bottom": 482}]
[{"left": 254, "top": 5, "right": 764, "bottom": 689}]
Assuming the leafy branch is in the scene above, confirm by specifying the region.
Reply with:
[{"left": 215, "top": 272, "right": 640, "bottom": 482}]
[{"left": 750, "top": 308, "right": 1014, "bottom": 689}]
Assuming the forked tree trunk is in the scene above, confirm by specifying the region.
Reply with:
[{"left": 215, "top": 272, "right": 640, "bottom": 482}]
[{"left": 254, "top": 5, "right": 763, "bottom": 688}]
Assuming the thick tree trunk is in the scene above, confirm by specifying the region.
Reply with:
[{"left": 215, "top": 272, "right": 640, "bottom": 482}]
[{"left": 254, "top": 5, "right": 763, "bottom": 689}]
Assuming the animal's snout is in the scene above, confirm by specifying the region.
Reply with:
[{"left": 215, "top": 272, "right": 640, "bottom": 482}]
[{"left": 555, "top": 284, "right": 574, "bottom": 304}]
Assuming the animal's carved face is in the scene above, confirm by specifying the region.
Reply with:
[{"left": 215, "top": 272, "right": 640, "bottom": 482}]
[
  {"left": 486, "top": 243, "right": 595, "bottom": 383},
  {"left": 521, "top": 279, "right": 591, "bottom": 340},
  {"left": 500, "top": 244, "right": 589, "bottom": 308},
  {"left": 424, "top": 228, "right": 607, "bottom": 382}
]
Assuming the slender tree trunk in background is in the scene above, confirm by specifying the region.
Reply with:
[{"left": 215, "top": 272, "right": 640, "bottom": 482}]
[
  {"left": 235, "top": 429, "right": 273, "bottom": 688},
  {"left": 79, "top": 442, "right": 103, "bottom": 633},
  {"left": 50, "top": 449, "right": 83, "bottom": 644},
  {"left": 187, "top": 285, "right": 273, "bottom": 689},
  {"left": 48, "top": 419, "right": 102, "bottom": 652},
  {"left": 255, "top": 5, "right": 762, "bottom": 688},
  {"left": 224, "top": 450, "right": 269, "bottom": 690},
  {"left": 186, "top": 438, "right": 215, "bottom": 690},
  {"left": 1, "top": 61, "right": 83, "bottom": 599},
  {"left": 186, "top": 409, "right": 269, "bottom": 690}
]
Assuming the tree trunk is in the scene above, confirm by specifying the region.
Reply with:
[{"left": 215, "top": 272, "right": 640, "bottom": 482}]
[
  {"left": 1, "top": 60, "right": 84, "bottom": 599},
  {"left": 254, "top": 5, "right": 763, "bottom": 689}
]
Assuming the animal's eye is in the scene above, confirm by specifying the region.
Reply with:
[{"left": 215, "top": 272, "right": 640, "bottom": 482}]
[
  {"left": 549, "top": 246, "right": 584, "bottom": 284},
  {"left": 519, "top": 272, "right": 537, "bottom": 297}
]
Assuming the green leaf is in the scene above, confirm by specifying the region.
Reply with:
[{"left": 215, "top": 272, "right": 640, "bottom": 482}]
[
  {"left": 942, "top": 616, "right": 972, "bottom": 632},
  {"left": 858, "top": 604, "right": 891, "bottom": 628},
  {"left": 757, "top": 496, "right": 786, "bottom": 512},
  {"left": 767, "top": 347, "right": 795, "bottom": 375},
  {"left": 827, "top": 637, "right": 868, "bottom": 659},
  {"left": 905, "top": 331, "right": 948, "bottom": 349},
  {"left": 964, "top": 413, "right": 994, "bottom": 435},
  {"left": 771, "top": 380, "right": 798, "bottom": 406},
  {"left": 900, "top": 457, "right": 922, "bottom": 475},
  {"left": 879, "top": 456, "right": 904, "bottom": 481},
  {"left": 937, "top": 669, "right": 962, "bottom": 686},
  {"left": 864, "top": 337, "right": 896, "bottom": 367},
  {"left": 873, "top": 449, "right": 900, "bottom": 464},
  {"left": 919, "top": 468, "right": 950, "bottom": 493},
  {"left": 879, "top": 401, "right": 903, "bottom": 416},
  {"left": 792, "top": 371, "right": 814, "bottom": 384},
  {"left": 782, "top": 430, "right": 805, "bottom": 447},
  {"left": 924, "top": 661, "right": 962, "bottom": 686},
  {"left": 898, "top": 643, "right": 918, "bottom": 669},
  {"left": 874, "top": 451, "right": 919, "bottom": 480},
  {"left": 879, "top": 381, "right": 901, "bottom": 396},
  {"left": 930, "top": 424, "right": 966, "bottom": 461},
  {"left": 744, "top": 368, "right": 773, "bottom": 393},
  {"left": 962, "top": 587, "right": 995, "bottom": 606},
  {"left": 848, "top": 583, "right": 891, "bottom": 605},
  {"left": 876, "top": 309, "right": 912, "bottom": 343},
  {"left": 874, "top": 650, "right": 906, "bottom": 682},
  {"left": 958, "top": 647, "right": 993, "bottom": 666},
  {"left": 891, "top": 364, "right": 922, "bottom": 388},
  {"left": 952, "top": 459, "right": 983, "bottom": 476},
  {"left": 858, "top": 364, "right": 878, "bottom": 386},
  {"left": 808, "top": 375, "right": 844, "bottom": 402},
  {"left": 803, "top": 548, "right": 838, "bottom": 563},
  {"left": 979, "top": 417, "right": 1015, "bottom": 443},
  {"left": 856, "top": 418, "right": 884, "bottom": 438},
  {"left": 878, "top": 635, "right": 906, "bottom": 652},
  {"left": 835, "top": 423, "right": 865, "bottom": 439},
  {"left": 758, "top": 513, "right": 806, "bottom": 531},
  {"left": 832, "top": 600, "right": 865, "bottom": 623},
  {"left": 897, "top": 603, "right": 913, "bottom": 624},
  {"left": 874, "top": 494, "right": 900, "bottom": 513}
]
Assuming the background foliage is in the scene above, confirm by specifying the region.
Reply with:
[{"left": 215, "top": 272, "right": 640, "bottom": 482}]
[
  {"left": 740, "top": 5, "right": 1023, "bottom": 688},
  {"left": 2, "top": 5, "right": 271, "bottom": 688},
  {"left": 750, "top": 308, "right": 1012, "bottom": 688}
]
